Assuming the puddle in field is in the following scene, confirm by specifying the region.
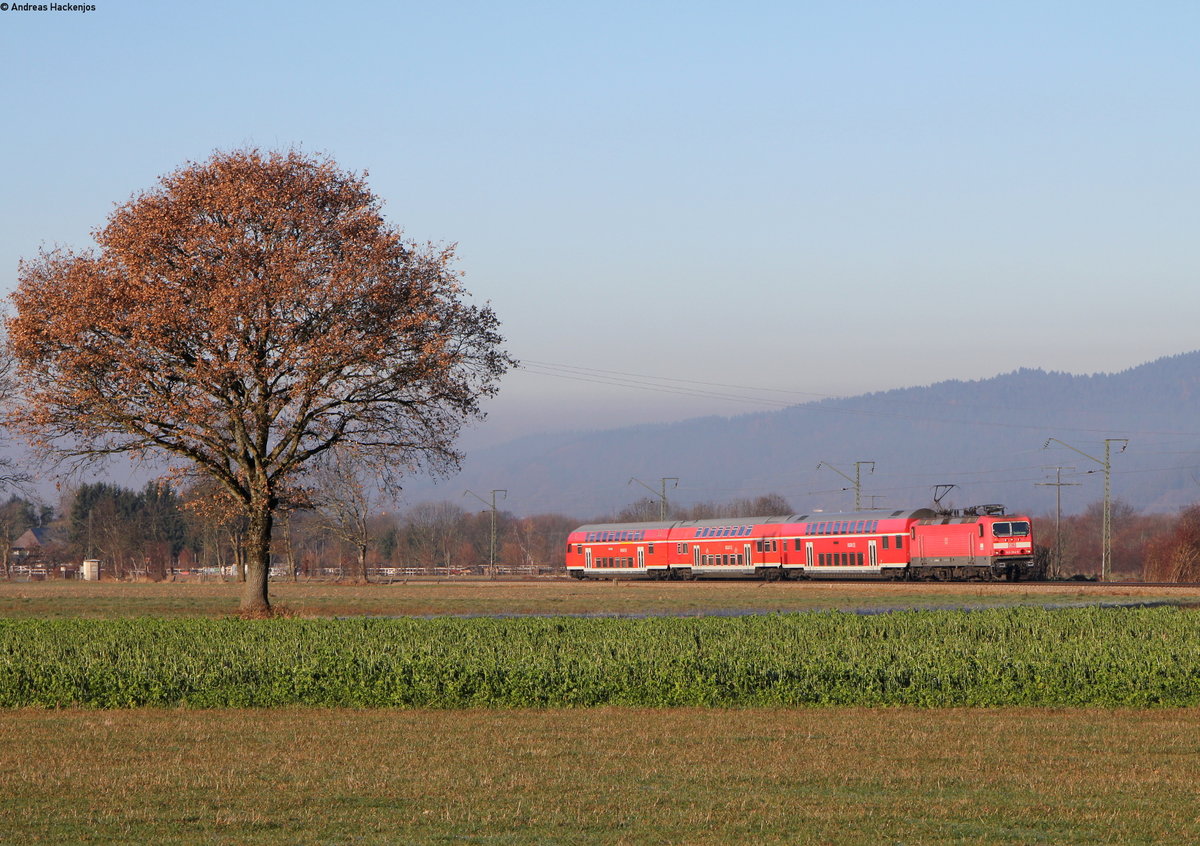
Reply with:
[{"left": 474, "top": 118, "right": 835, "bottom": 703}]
[{"left": 366, "top": 598, "right": 1200, "bottom": 620}]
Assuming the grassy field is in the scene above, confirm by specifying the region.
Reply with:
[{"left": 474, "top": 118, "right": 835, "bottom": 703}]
[
  {"left": 1, "top": 577, "right": 1197, "bottom": 618},
  {"left": 5, "top": 579, "right": 1200, "bottom": 843},
  {"left": 3, "top": 706, "right": 1199, "bottom": 844}
]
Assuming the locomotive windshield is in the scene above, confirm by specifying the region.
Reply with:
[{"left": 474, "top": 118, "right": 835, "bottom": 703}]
[{"left": 992, "top": 521, "right": 1031, "bottom": 537}]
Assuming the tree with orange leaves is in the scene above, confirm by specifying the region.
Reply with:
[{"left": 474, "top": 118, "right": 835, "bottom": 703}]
[
  {"left": 0, "top": 329, "right": 32, "bottom": 495},
  {"left": 5, "top": 149, "right": 514, "bottom": 613}
]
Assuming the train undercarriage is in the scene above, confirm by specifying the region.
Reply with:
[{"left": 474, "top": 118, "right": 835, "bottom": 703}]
[{"left": 572, "top": 559, "right": 1044, "bottom": 582}]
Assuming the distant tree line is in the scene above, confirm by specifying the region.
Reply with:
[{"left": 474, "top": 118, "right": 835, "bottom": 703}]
[{"left": 8, "top": 481, "right": 1200, "bottom": 583}]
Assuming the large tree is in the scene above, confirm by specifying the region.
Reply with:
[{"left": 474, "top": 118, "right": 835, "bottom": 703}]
[
  {"left": 0, "top": 329, "right": 32, "bottom": 495},
  {"left": 5, "top": 149, "right": 514, "bottom": 612}
]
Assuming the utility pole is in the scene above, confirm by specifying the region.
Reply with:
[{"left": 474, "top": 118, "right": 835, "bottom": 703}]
[
  {"left": 1036, "top": 466, "right": 1080, "bottom": 579},
  {"left": 817, "top": 461, "right": 874, "bottom": 510},
  {"left": 629, "top": 477, "right": 678, "bottom": 520},
  {"left": 464, "top": 489, "right": 507, "bottom": 578},
  {"left": 1044, "top": 438, "right": 1128, "bottom": 580}
]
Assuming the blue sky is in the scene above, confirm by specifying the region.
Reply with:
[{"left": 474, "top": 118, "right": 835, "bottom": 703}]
[{"left": 2, "top": 1, "right": 1197, "bottom": 447}]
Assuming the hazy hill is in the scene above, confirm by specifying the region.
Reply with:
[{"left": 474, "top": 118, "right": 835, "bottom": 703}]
[{"left": 405, "top": 351, "right": 1200, "bottom": 518}]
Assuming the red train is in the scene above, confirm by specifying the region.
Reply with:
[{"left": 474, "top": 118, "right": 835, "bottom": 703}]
[{"left": 566, "top": 506, "right": 1038, "bottom": 581}]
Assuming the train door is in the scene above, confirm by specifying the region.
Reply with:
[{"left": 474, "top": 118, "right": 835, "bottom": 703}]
[
  {"left": 744, "top": 544, "right": 752, "bottom": 568},
  {"left": 869, "top": 540, "right": 878, "bottom": 567},
  {"left": 585, "top": 548, "right": 593, "bottom": 568},
  {"left": 637, "top": 547, "right": 645, "bottom": 569},
  {"left": 805, "top": 542, "right": 814, "bottom": 567}
]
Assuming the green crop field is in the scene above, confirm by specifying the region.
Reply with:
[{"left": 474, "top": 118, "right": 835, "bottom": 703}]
[
  {"left": 4, "top": 606, "right": 1200, "bottom": 708},
  {"left": 5, "top": 584, "right": 1200, "bottom": 843}
]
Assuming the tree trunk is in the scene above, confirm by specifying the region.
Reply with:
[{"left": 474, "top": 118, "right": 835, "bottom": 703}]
[
  {"left": 357, "top": 544, "right": 370, "bottom": 584},
  {"left": 240, "top": 499, "right": 274, "bottom": 614}
]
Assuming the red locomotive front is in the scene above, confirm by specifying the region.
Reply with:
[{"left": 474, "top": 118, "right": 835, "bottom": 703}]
[{"left": 910, "top": 511, "right": 1037, "bottom": 580}]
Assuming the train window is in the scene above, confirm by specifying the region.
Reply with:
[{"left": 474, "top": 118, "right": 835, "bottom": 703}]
[
  {"left": 857, "top": 553, "right": 863, "bottom": 565},
  {"left": 895, "top": 536, "right": 904, "bottom": 549},
  {"left": 980, "top": 525, "right": 985, "bottom": 537},
  {"left": 648, "top": 545, "right": 654, "bottom": 553},
  {"left": 993, "top": 521, "right": 1031, "bottom": 537},
  {"left": 882, "top": 536, "right": 889, "bottom": 550}
]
